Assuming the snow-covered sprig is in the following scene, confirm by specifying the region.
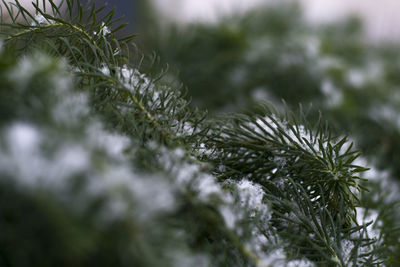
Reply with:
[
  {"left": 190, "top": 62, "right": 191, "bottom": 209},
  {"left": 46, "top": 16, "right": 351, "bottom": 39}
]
[
  {"left": 210, "top": 108, "right": 367, "bottom": 214},
  {"left": 93, "top": 22, "right": 111, "bottom": 37},
  {"left": 206, "top": 106, "right": 376, "bottom": 264},
  {"left": 31, "top": 13, "right": 54, "bottom": 26},
  {"left": 91, "top": 61, "right": 208, "bottom": 147},
  {"left": 263, "top": 178, "right": 381, "bottom": 267}
]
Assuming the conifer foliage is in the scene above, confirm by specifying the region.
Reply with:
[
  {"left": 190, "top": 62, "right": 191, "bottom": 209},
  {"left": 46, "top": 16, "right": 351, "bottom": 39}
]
[{"left": 0, "top": 1, "right": 398, "bottom": 266}]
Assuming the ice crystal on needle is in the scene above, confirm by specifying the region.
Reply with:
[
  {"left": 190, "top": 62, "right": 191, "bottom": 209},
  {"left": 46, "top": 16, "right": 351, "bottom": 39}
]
[{"left": 31, "top": 13, "right": 54, "bottom": 26}]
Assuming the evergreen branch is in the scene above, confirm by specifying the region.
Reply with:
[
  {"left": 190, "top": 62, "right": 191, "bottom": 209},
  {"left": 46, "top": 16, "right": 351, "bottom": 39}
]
[
  {"left": 209, "top": 106, "right": 366, "bottom": 221},
  {"left": 1, "top": 0, "right": 176, "bottom": 144},
  {"left": 5, "top": 21, "right": 96, "bottom": 45}
]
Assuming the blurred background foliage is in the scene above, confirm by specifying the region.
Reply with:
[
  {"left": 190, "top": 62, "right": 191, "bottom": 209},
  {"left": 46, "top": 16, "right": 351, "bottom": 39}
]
[{"left": 138, "top": 1, "right": 400, "bottom": 181}]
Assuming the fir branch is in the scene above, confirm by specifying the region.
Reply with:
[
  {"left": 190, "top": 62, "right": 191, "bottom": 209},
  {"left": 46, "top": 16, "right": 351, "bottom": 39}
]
[{"left": 206, "top": 106, "right": 378, "bottom": 265}]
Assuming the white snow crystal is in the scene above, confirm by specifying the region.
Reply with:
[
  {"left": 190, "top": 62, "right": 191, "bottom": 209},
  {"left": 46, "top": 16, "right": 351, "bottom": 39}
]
[
  {"left": 249, "top": 116, "right": 278, "bottom": 136},
  {"left": 287, "top": 258, "right": 316, "bottom": 267},
  {"left": 99, "top": 63, "right": 110, "bottom": 76},
  {"left": 195, "top": 174, "right": 222, "bottom": 200},
  {"left": 219, "top": 206, "right": 237, "bottom": 229},
  {"left": 220, "top": 179, "right": 271, "bottom": 230},
  {"left": 93, "top": 22, "right": 111, "bottom": 36},
  {"left": 248, "top": 115, "right": 324, "bottom": 154},
  {"left": 251, "top": 87, "right": 272, "bottom": 102},
  {"left": 171, "top": 251, "right": 211, "bottom": 267},
  {"left": 6, "top": 123, "right": 41, "bottom": 153},
  {"left": 0, "top": 123, "right": 57, "bottom": 188},
  {"left": 369, "top": 104, "right": 400, "bottom": 132},
  {"left": 304, "top": 36, "right": 320, "bottom": 58},
  {"left": 356, "top": 207, "right": 381, "bottom": 240},
  {"left": 52, "top": 93, "right": 89, "bottom": 126},
  {"left": 340, "top": 239, "right": 354, "bottom": 264},
  {"left": 321, "top": 79, "right": 343, "bottom": 107},
  {"left": 258, "top": 248, "right": 287, "bottom": 267},
  {"left": 112, "top": 65, "right": 159, "bottom": 105},
  {"left": 100, "top": 22, "right": 111, "bottom": 36},
  {"left": 130, "top": 175, "right": 176, "bottom": 218},
  {"left": 31, "top": 13, "right": 53, "bottom": 26},
  {"left": 87, "top": 122, "right": 130, "bottom": 159},
  {"left": 274, "top": 155, "right": 287, "bottom": 168},
  {"left": 198, "top": 143, "right": 213, "bottom": 157},
  {"left": 347, "top": 63, "right": 383, "bottom": 88},
  {"left": 237, "top": 180, "right": 265, "bottom": 209},
  {"left": 317, "top": 56, "right": 343, "bottom": 71},
  {"left": 9, "top": 53, "right": 69, "bottom": 91},
  {"left": 347, "top": 69, "right": 366, "bottom": 88},
  {"left": 258, "top": 248, "right": 315, "bottom": 267},
  {"left": 53, "top": 145, "right": 90, "bottom": 176}
]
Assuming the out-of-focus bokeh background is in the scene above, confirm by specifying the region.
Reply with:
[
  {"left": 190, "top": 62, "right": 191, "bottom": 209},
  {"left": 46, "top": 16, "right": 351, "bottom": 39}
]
[{"left": 150, "top": 0, "right": 400, "bottom": 42}]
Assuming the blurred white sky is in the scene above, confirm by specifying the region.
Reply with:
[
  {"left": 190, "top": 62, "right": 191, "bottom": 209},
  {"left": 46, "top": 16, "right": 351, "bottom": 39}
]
[
  {"left": 301, "top": 0, "right": 400, "bottom": 42},
  {"left": 152, "top": 0, "right": 400, "bottom": 42}
]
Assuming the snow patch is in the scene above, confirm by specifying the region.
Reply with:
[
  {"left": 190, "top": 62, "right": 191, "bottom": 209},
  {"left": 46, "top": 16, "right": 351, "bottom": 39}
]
[
  {"left": 356, "top": 207, "right": 381, "bottom": 240},
  {"left": 94, "top": 22, "right": 111, "bottom": 36},
  {"left": 31, "top": 13, "right": 54, "bottom": 26},
  {"left": 321, "top": 79, "right": 343, "bottom": 107}
]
